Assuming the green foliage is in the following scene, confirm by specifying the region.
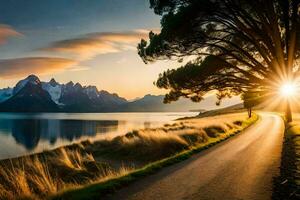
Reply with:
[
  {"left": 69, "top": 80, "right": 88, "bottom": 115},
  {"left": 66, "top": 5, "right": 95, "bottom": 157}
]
[
  {"left": 156, "top": 55, "right": 239, "bottom": 103},
  {"left": 241, "top": 91, "right": 262, "bottom": 109},
  {"left": 139, "top": 0, "right": 300, "bottom": 105}
]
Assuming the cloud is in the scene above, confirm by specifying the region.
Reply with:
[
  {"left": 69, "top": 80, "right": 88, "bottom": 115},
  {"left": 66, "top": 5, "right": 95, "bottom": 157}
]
[
  {"left": 0, "top": 57, "right": 77, "bottom": 79},
  {"left": 41, "top": 30, "right": 154, "bottom": 60},
  {"left": 0, "top": 24, "right": 22, "bottom": 45}
]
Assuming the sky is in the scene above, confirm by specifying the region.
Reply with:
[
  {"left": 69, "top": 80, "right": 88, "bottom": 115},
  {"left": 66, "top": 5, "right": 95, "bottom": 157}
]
[{"left": 0, "top": 0, "right": 183, "bottom": 100}]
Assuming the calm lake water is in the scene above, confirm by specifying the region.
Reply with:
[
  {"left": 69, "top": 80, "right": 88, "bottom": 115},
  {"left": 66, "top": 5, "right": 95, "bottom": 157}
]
[{"left": 0, "top": 112, "right": 198, "bottom": 160}]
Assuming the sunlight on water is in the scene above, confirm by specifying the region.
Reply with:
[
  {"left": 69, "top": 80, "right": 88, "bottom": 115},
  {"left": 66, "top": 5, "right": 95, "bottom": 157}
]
[{"left": 0, "top": 112, "right": 198, "bottom": 160}]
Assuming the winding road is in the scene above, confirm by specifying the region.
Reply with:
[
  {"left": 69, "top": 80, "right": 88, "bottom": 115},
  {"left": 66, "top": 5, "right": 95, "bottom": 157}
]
[{"left": 107, "top": 113, "right": 284, "bottom": 200}]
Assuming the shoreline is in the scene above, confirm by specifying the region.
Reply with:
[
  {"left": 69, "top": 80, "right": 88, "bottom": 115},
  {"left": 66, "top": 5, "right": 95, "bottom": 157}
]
[
  {"left": 0, "top": 112, "right": 257, "bottom": 199},
  {"left": 0, "top": 112, "right": 198, "bottom": 162}
]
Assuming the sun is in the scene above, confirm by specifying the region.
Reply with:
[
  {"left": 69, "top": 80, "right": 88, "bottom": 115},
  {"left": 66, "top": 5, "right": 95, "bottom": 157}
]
[{"left": 280, "top": 82, "right": 297, "bottom": 97}]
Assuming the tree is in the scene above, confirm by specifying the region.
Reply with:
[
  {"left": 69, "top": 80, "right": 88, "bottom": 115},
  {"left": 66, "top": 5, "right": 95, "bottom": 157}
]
[
  {"left": 138, "top": 0, "right": 300, "bottom": 122},
  {"left": 241, "top": 91, "right": 262, "bottom": 118}
]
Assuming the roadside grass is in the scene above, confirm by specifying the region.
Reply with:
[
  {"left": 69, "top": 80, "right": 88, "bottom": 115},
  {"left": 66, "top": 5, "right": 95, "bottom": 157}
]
[
  {"left": 85, "top": 113, "right": 253, "bottom": 164},
  {"left": 0, "top": 146, "right": 110, "bottom": 199},
  {"left": 273, "top": 122, "right": 300, "bottom": 200},
  {"left": 288, "top": 125, "right": 300, "bottom": 184},
  {"left": 51, "top": 113, "right": 258, "bottom": 200},
  {"left": 0, "top": 113, "right": 258, "bottom": 199}
]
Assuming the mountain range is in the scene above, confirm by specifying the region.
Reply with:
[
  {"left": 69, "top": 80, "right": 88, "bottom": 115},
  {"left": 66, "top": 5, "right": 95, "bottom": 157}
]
[{"left": 0, "top": 75, "right": 240, "bottom": 112}]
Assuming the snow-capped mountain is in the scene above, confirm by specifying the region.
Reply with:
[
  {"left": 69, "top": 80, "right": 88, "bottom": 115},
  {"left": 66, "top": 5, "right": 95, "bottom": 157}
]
[
  {"left": 41, "top": 78, "right": 62, "bottom": 105},
  {"left": 0, "top": 87, "right": 13, "bottom": 103},
  {"left": 0, "top": 75, "right": 128, "bottom": 112},
  {"left": 41, "top": 77, "right": 127, "bottom": 110},
  {"left": 0, "top": 76, "right": 58, "bottom": 112},
  {"left": 84, "top": 86, "right": 99, "bottom": 100},
  {"left": 0, "top": 74, "right": 239, "bottom": 112},
  {"left": 13, "top": 74, "right": 41, "bottom": 95}
]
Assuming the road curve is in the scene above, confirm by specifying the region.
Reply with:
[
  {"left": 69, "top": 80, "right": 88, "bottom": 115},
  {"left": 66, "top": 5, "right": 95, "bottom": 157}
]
[{"left": 107, "top": 113, "right": 284, "bottom": 200}]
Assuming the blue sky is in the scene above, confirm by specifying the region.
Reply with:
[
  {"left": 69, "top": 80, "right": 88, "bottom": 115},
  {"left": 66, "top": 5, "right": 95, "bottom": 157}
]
[
  {"left": 0, "top": 0, "right": 181, "bottom": 99},
  {"left": 0, "top": 0, "right": 158, "bottom": 29}
]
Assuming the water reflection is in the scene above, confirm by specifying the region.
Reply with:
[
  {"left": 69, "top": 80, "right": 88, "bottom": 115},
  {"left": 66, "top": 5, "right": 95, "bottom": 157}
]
[
  {"left": 1, "top": 119, "right": 118, "bottom": 150},
  {"left": 0, "top": 112, "right": 197, "bottom": 159}
]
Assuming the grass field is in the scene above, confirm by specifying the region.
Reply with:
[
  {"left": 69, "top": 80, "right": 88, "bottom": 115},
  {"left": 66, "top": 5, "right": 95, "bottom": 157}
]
[
  {"left": 52, "top": 113, "right": 258, "bottom": 200},
  {"left": 85, "top": 113, "right": 252, "bottom": 165},
  {"left": 0, "top": 112, "right": 258, "bottom": 199}
]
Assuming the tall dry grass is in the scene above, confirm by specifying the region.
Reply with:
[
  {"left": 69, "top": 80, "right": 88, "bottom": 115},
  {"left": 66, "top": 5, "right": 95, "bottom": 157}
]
[
  {"left": 85, "top": 113, "right": 248, "bottom": 163},
  {"left": 0, "top": 146, "right": 129, "bottom": 199},
  {"left": 0, "top": 113, "right": 249, "bottom": 199},
  {"left": 0, "top": 157, "right": 59, "bottom": 199}
]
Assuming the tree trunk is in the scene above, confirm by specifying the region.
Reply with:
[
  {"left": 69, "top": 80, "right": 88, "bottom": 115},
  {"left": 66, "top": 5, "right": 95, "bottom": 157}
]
[
  {"left": 248, "top": 108, "right": 252, "bottom": 118},
  {"left": 286, "top": 100, "right": 292, "bottom": 122}
]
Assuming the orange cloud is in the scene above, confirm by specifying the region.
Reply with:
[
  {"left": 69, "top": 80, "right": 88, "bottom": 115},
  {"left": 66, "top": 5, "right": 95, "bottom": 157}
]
[
  {"left": 0, "top": 24, "right": 22, "bottom": 45},
  {"left": 0, "top": 57, "right": 77, "bottom": 79},
  {"left": 41, "top": 30, "right": 154, "bottom": 60}
]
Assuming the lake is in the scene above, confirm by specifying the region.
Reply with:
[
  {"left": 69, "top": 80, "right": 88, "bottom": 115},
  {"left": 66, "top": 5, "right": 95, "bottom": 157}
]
[{"left": 0, "top": 112, "right": 198, "bottom": 160}]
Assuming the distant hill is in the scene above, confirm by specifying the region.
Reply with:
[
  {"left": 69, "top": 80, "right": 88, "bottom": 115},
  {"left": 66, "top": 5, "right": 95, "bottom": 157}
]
[
  {"left": 0, "top": 75, "right": 241, "bottom": 112},
  {"left": 117, "top": 94, "right": 200, "bottom": 112},
  {"left": 117, "top": 94, "right": 241, "bottom": 112},
  {"left": 197, "top": 103, "right": 245, "bottom": 118}
]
